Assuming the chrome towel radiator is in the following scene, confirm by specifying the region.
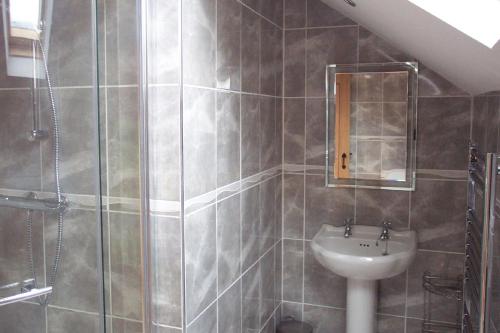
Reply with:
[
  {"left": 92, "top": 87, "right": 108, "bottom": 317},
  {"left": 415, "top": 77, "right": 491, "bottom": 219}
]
[{"left": 463, "top": 143, "right": 499, "bottom": 332}]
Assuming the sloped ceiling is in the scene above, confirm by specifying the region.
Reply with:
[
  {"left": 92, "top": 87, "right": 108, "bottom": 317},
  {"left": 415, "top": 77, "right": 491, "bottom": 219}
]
[{"left": 321, "top": 0, "right": 500, "bottom": 95}]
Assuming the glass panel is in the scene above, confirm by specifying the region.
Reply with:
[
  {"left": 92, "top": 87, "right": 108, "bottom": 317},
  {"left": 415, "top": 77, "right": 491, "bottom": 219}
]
[{"left": 0, "top": 0, "right": 104, "bottom": 332}]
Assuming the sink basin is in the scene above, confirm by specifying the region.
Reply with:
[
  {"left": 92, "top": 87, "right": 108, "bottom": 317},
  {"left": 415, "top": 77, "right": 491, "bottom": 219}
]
[
  {"left": 311, "top": 224, "right": 417, "bottom": 280},
  {"left": 311, "top": 223, "right": 417, "bottom": 333}
]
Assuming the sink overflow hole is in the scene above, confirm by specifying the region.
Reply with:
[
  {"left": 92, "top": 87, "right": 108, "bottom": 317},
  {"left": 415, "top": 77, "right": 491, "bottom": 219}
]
[{"left": 359, "top": 243, "right": 370, "bottom": 247}]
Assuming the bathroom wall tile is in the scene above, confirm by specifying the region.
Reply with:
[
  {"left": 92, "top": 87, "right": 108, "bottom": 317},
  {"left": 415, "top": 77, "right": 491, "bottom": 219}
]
[
  {"left": 47, "top": 307, "right": 99, "bottom": 332},
  {"left": 241, "top": 95, "right": 261, "bottom": 178},
  {"left": 260, "top": 96, "right": 277, "bottom": 171},
  {"left": 109, "top": 212, "right": 142, "bottom": 320},
  {"left": 382, "top": 102, "right": 407, "bottom": 136},
  {"left": 410, "top": 179, "right": 467, "bottom": 252},
  {"left": 260, "top": 249, "right": 276, "bottom": 324},
  {"left": 183, "top": 0, "right": 216, "bottom": 87},
  {"left": 105, "top": 0, "right": 138, "bottom": 85},
  {"left": 356, "top": 140, "right": 381, "bottom": 177},
  {"left": 377, "top": 315, "right": 405, "bottom": 333},
  {"left": 260, "top": 20, "right": 281, "bottom": 96},
  {"left": 302, "top": 304, "right": 346, "bottom": 333},
  {"left": 356, "top": 102, "right": 383, "bottom": 135},
  {"left": 241, "top": 7, "right": 261, "bottom": 94},
  {"left": 358, "top": 26, "right": 411, "bottom": 64},
  {"left": 217, "top": 0, "right": 241, "bottom": 90},
  {"left": 406, "top": 251, "right": 464, "bottom": 322},
  {"left": 281, "top": 301, "right": 303, "bottom": 321},
  {"left": 305, "top": 98, "right": 326, "bottom": 166},
  {"left": 274, "top": 98, "right": 284, "bottom": 166},
  {"left": 282, "top": 239, "right": 304, "bottom": 302},
  {"left": 49, "top": 0, "right": 93, "bottom": 87},
  {"left": 274, "top": 175, "right": 283, "bottom": 242},
  {"left": 306, "top": 0, "right": 355, "bottom": 28},
  {"left": 240, "top": 0, "right": 283, "bottom": 27},
  {"left": 186, "top": 302, "right": 217, "bottom": 333},
  {"left": 110, "top": 318, "right": 143, "bottom": 333},
  {"left": 242, "top": 263, "right": 261, "bottom": 332},
  {"left": 284, "top": 0, "right": 306, "bottom": 28},
  {"left": 217, "top": 194, "right": 241, "bottom": 292},
  {"left": 148, "top": 85, "right": 181, "bottom": 202},
  {"left": 217, "top": 91, "right": 241, "bottom": 187},
  {"left": 417, "top": 97, "right": 471, "bottom": 171},
  {"left": 355, "top": 189, "right": 410, "bottom": 229},
  {"left": 46, "top": 209, "right": 99, "bottom": 313},
  {"left": 284, "top": 30, "right": 306, "bottom": 97},
  {"left": 418, "top": 65, "right": 468, "bottom": 97},
  {"left": 0, "top": 90, "right": 41, "bottom": 191},
  {"left": 378, "top": 273, "right": 407, "bottom": 316},
  {"left": 218, "top": 279, "right": 243, "bottom": 333},
  {"left": 184, "top": 205, "right": 217, "bottom": 323},
  {"left": 41, "top": 88, "right": 97, "bottom": 195},
  {"left": 260, "top": 179, "right": 277, "bottom": 254},
  {"left": 152, "top": 215, "right": 182, "bottom": 327},
  {"left": 148, "top": 0, "right": 180, "bottom": 85},
  {"left": 183, "top": 87, "right": 216, "bottom": 199},
  {"left": 241, "top": 185, "right": 261, "bottom": 271},
  {"left": 106, "top": 87, "right": 140, "bottom": 199},
  {"left": 383, "top": 72, "right": 409, "bottom": 102},
  {"left": 155, "top": 325, "right": 183, "bottom": 333},
  {"left": 381, "top": 141, "right": 407, "bottom": 176},
  {"left": 405, "top": 318, "right": 424, "bottom": 333},
  {"left": 303, "top": 242, "right": 346, "bottom": 308},
  {"left": 306, "top": 27, "right": 358, "bottom": 97},
  {"left": 274, "top": 241, "right": 283, "bottom": 306},
  {"left": 284, "top": 98, "right": 305, "bottom": 164},
  {"left": 283, "top": 174, "right": 305, "bottom": 239},
  {"left": 0, "top": 302, "right": 44, "bottom": 333},
  {"left": 305, "top": 175, "right": 355, "bottom": 239}
]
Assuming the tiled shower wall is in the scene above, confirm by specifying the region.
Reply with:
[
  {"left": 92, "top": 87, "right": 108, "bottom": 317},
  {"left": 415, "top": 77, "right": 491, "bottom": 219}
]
[
  {"left": 471, "top": 91, "right": 500, "bottom": 333},
  {"left": 281, "top": 0, "right": 472, "bottom": 332}
]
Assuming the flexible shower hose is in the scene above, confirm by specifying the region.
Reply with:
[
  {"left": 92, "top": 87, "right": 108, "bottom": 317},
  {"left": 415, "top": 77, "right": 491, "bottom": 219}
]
[{"left": 24, "top": 40, "right": 65, "bottom": 306}]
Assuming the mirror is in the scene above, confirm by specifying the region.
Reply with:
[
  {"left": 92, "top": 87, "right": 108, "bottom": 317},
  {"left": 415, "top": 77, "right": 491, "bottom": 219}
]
[{"left": 325, "top": 62, "right": 418, "bottom": 191}]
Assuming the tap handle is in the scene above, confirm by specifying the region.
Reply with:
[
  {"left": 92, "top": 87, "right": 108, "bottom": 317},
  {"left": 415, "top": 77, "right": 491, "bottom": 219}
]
[
  {"left": 382, "top": 220, "right": 392, "bottom": 228},
  {"left": 344, "top": 218, "right": 353, "bottom": 226}
]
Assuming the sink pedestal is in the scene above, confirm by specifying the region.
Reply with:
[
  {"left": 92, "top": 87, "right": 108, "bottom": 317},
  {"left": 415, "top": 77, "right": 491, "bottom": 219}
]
[{"left": 346, "top": 279, "right": 377, "bottom": 333}]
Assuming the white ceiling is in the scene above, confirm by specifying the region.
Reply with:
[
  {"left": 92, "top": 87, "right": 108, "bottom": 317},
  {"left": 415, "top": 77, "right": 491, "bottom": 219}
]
[{"left": 321, "top": 0, "right": 500, "bottom": 95}]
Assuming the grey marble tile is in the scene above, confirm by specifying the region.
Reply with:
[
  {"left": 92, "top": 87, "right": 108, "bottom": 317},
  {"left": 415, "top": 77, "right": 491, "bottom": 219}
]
[
  {"left": 218, "top": 279, "right": 242, "bottom": 333},
  {"left": 306, "top": 0, "right": 355, "bottom": 28},
  {"left": 357, "top": 73, "right": 383, "bottom": 102},
  {"left": 148, "top": 86, "right": 181, "bottom": 202},
  {"left": 284, "top": 0, "right": 306, "bottom": 28},
  {"left": 358, "top": 26, "right": 412, "bottom": 64},
  {"left": 106, "top": 87, "right": 140, "bottom": 199},
  {"left": 48, "top": 0, "right": 93, "bottom": 87},
  {"left": 283, "top": 174, "right": 305, "bottom": 239},
  {"left": 240, "top": 0, "right": 283, "bottom": 27},
  {"left": 284, "top": 30, "right": 306, "bottom": 97},
  {"left": 274, "top": 241, "right": 282, "bottom": 306},
  {"left": 109, "top": 213, "right": 142, "bottom": 320},
  {"left": 41, "top": 88, "right": 97, "bottom": 195},
  {"left": 304, "top": 175, "right": 355, "bottom": 239},
  {"left": 46, "top": 209, "right": 99, "bottom": 312},
  {"left": 405, "top": 318, "right": 424, "bottom": 333},
  {"left": 47, "top": 307, "right": 99, "bottom": 332},
  {"left": 260, "top": 249, "right": 276, "bottom": 325},
  {"left": 381, "top": 141, "right": 407, "bottom": 176},
  {"left": 284, "top": 98, "right": 305, "bottom": 164},
  {"left": 282, "top": 239, "right": 304, "bottom": 302},
  {"left": 110, "top": 318, "right": 143, "bottom": 333},
  {"left": 183, "top": 87, "right": 216, "bottom": 199},
  {"left": 186, "top": 302, "right": 217, "bottom": 333},
  {"left": 418, "top": 65, "right": 468, "bottom": 97},
  {"left": 356, "top": 102, "right": 383, "bottom": 135},
  {"left": 217, "top": 0, "right": 241, "bottom": 90},
  {"left": 151, "top": 216, "right": 182, "bottom": 327},
  {"left": 377, "top": 315, "right": 405, "bottom": 333},
  {"left": 281, "top": 301, "right": 303, "bottom": 321},
  {"left": 382, "top": 102, "right": 407, "bottom": 136},
  {"left": 242, "top": 263, "right": 261, "bottom": 332},
  {"left": 260, "top": 179, "right": 277, "bottom": 254},
  {"left": 0, "top": 302, "right": 44, "bottom": 333},
  {"left": 305, "top": 98, "right": 326, "bottom": 167},
  {"left": 217, "top": 91, "right": 241, "bottom": 187},
  {"left": 241, "top": 185, "right": 261, "bottom": 271},
  {"left": 0, "top": 90, "right": 41, "bottom": 191},
  {"left": 105, "top": 0, "right": 138, "bottom": 85},
  {"left": 241, "top": 95, "right": 260, "bottom": 178},
  {"left": 383, "top": 72, "right": 408, "bottom": 102},
  {"left": 148, "top": 0, "right": 180, "bottom": 85},
  {"left": 416, "top": 97, "right": 471, "bottom": 171},
  {"left": 378, "top": 273, "right": 407, "bottom": 316},
  {"left": 355, "top": 189, "right": 410, "bottom": 229},
  {"left": 306, "top": 27, "right": 358, "bottom": 97},
  {"left": 406, "top": 251, "right": 464, "bottom": 322},
  {"left": 241, "top": 7, "right": 261, "bottom": 94},
  {"left": 410, "top": 179, "right": 467, "bottom": 252},
  {"left": 183, "top": 0, "right": 216, "bottom": 87},
  {"left": 260, "top": 20, "right": 281, "bottom": 96},
  {"left": 303, "top": 242, "right": 346, "bottom": 308},
  {"left": 274, "top": 176, "right": 283, "bottom": 242},
  {"left": 185, "top": 205, "right": 217, "bottom": 323},
  {"left": 154, "top": 325, "right": 183, "bottom": 333},
  {"left": 356, "top": 140, "right": 381, "bottom": 177},
  {"left": 260, "top": 96, "right": 277, "bottom": 171},
  {"left": 302, "top": 304, "right": 346, "bottom": 333},
  {"left": 217, "top": 194, "right": 241, "bottom": 292}
]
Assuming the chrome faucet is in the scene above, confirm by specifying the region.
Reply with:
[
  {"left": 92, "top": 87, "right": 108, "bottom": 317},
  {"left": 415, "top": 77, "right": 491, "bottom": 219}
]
[
  {"left": 344, "top": 218, "right": 353, "bottom": 238},
  {"left": 379, "top": 221, "right": 392, "bottom": 241}
]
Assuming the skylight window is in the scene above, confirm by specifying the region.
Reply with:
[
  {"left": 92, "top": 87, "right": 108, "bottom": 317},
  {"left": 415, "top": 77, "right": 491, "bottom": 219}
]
[
  {"left": 408, "top": 0, "right": 500, "bottom": 48},
  {"left": 10, "top": 0, "right": 41, "bottom": 32}
]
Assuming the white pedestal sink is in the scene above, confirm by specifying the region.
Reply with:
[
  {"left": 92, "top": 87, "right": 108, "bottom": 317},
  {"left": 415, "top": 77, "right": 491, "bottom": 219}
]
[{"left": 311, "top": 224, "right": 417, "bottom": 333}]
